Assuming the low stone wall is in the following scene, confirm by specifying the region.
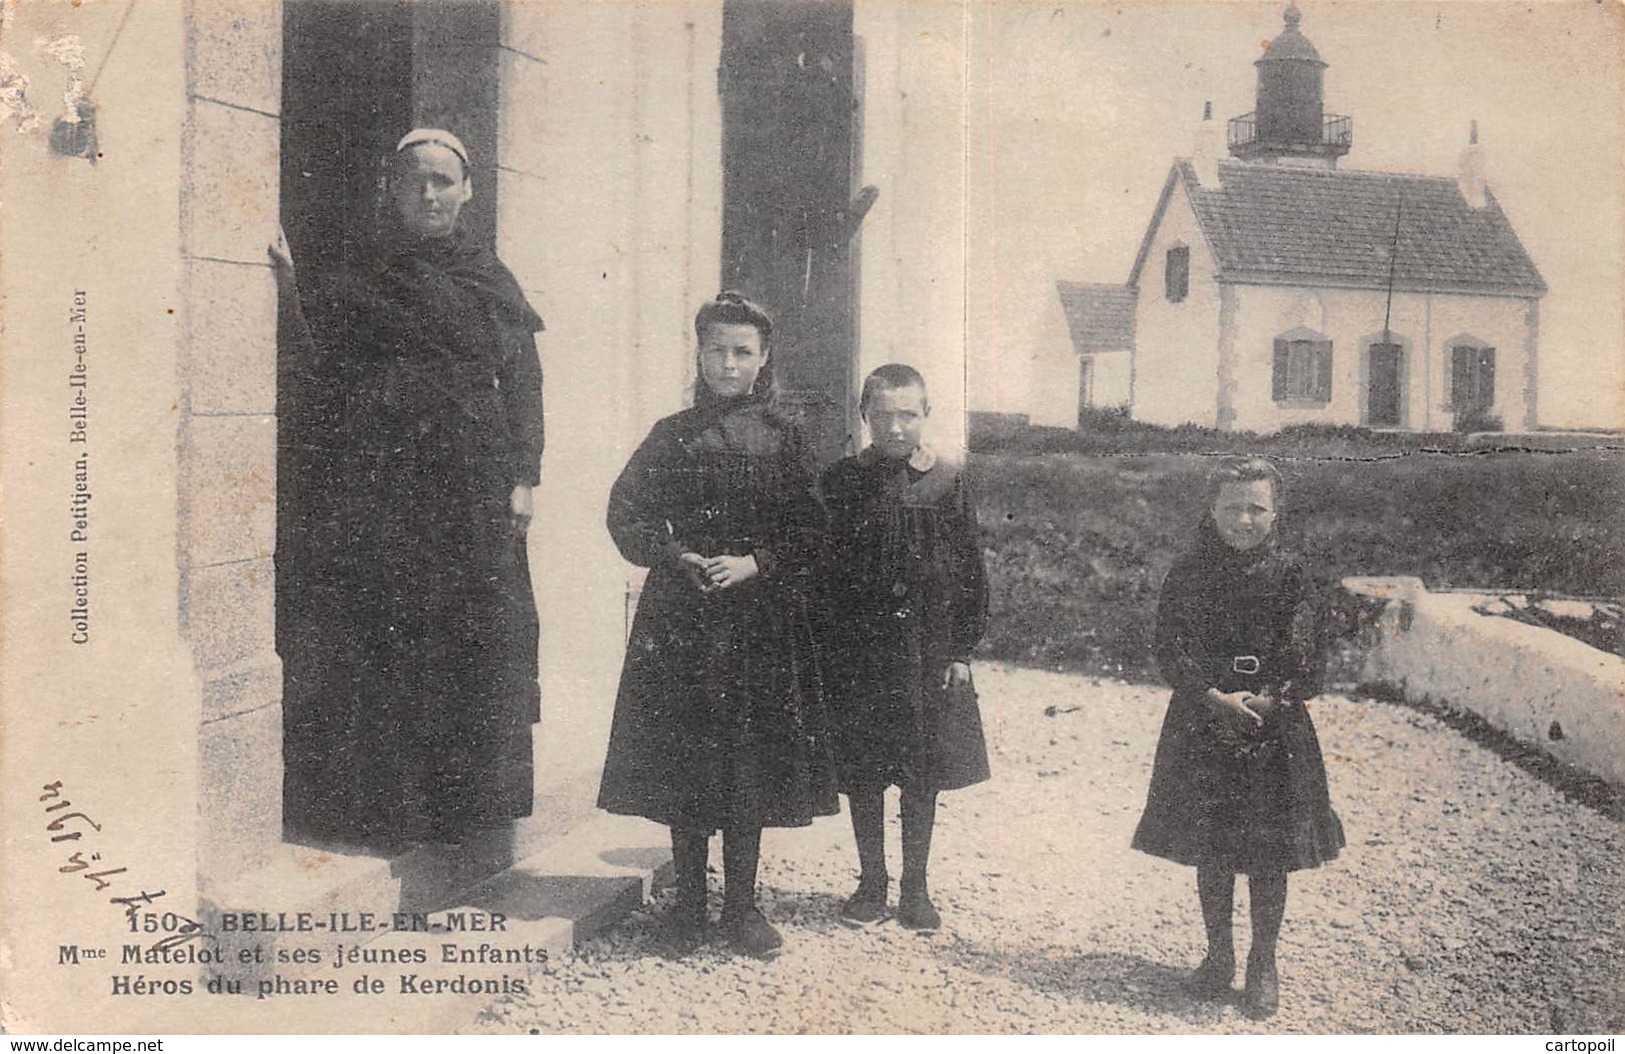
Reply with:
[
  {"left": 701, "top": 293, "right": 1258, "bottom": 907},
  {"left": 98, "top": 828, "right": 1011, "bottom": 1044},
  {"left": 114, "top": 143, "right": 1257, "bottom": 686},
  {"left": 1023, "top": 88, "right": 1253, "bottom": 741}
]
[{"left": 1343, "top": 576, "right": 1625, "bottom": 786}]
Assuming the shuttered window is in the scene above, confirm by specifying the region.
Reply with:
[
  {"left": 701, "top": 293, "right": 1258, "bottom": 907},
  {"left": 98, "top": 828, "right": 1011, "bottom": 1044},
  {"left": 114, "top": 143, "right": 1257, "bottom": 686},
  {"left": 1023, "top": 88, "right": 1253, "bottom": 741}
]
[
  {"left": 1449, "top": 345, "right": 1495, "bottom": 412},
  {"left": 1164, "top": 246, "right": 1189, "bottom": 303},
  {"left": 1272, "top": 337, "right": 1333, "bottom": 403}
]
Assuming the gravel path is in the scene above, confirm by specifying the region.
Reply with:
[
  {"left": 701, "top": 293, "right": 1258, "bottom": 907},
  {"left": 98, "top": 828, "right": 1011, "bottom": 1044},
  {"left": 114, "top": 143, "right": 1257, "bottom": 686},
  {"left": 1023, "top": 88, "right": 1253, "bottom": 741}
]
[{"left": 472, "top": 664, "right": 1624, "bottom": 1034}]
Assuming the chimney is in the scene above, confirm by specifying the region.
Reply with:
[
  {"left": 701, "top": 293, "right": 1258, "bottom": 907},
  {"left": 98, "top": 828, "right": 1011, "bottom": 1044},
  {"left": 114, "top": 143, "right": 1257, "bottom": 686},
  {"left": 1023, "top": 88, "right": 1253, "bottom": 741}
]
[
  {"left": 1458, "top": 119, "right": 1487, "bottom": 208},
  {"left": 1192, "top": 100, "right": 1222, "bottom": 186}
]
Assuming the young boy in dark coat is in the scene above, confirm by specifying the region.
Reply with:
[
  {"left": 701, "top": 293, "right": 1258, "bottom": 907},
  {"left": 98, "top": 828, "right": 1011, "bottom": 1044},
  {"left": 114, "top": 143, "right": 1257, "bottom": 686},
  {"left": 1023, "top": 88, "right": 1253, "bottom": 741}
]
[
  {"left": 821, "top": 364, "right": 990, "bottom": 932},
  {"left": 1132, "top": 457, "right": 1345, "bottom": 1019}
]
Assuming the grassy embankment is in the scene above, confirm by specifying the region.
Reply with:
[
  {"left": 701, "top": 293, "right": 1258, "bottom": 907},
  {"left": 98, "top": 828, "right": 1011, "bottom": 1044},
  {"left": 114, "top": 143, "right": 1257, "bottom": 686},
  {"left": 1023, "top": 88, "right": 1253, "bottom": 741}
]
[{"left": 972, "top": 423, "right": 1624, "bottom": 681}]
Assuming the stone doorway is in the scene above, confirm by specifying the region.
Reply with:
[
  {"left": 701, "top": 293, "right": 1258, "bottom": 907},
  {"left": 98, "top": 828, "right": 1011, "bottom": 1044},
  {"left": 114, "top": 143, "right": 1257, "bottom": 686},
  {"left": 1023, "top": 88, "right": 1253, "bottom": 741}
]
[{"left": 275, "top": 0, "right": 506, "bottom": 849}]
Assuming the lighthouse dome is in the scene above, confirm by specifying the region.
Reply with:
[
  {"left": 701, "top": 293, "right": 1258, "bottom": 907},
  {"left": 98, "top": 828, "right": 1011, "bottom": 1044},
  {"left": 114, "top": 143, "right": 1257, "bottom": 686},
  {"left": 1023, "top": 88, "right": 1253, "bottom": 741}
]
[
  {"left": 1227, "top": 3, "right": 1349, "bottom": 166},
  {"left": 1257, "top": 5, "right": 1325, "bottom": 66}
]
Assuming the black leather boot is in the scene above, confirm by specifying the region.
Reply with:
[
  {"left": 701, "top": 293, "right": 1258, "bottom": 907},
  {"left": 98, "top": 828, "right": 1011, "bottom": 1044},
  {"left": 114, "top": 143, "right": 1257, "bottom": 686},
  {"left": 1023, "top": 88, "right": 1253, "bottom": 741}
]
[
  {"left": 842, "top": 791, "right": 890, "bottom": 925},
  {"left": 897, "top": 786, "right": 941, "bottom": 931},
  {"left": 1241, "top": 871, "right": 1287, "bottom": 1020},
  {"left": 721, "top": 825, "right": 782, "bottom": 959},
  {"left": 1184, "top": 866, "right": 1237, "bottom": 999},
  {"left": 662, "top": 827, "right": 710, "bottom": 957},
  {"left": 1241, "top": 947, "right": 1280, "bottom": 1020}
]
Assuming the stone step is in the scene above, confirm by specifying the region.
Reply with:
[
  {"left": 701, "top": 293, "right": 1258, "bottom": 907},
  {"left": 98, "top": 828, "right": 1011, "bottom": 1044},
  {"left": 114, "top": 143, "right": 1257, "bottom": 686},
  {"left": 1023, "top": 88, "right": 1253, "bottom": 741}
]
[
  {"left": 354, "top": 811, "right": 674, "bottom": 1029},
  {"left": 196, "top": 811, "right": 672, "bottom": 1032},
  {"left": 204, "top": 712, "right": 612, "bottom": 949}
]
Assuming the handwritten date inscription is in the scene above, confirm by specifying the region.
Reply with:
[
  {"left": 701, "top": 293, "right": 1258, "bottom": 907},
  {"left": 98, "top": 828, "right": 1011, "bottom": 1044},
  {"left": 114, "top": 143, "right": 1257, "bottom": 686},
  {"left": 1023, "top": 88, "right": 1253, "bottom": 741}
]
[{"left": 42, "top": 780, "right": 207, "bottom": 952}]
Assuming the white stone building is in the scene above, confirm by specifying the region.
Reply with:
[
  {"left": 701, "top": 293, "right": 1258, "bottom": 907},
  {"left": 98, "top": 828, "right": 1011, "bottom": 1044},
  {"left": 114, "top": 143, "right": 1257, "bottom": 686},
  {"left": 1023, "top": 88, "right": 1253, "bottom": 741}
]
[{"left": 1062, "top": 6, "right": 1546, "bottom": 434}]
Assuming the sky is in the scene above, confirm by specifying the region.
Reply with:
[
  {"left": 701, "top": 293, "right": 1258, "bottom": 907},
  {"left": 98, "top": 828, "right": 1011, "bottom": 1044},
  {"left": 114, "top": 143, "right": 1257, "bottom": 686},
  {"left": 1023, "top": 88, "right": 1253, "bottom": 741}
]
[{"left": 965, "top": 0, "right": 1625, "bottom": 429}]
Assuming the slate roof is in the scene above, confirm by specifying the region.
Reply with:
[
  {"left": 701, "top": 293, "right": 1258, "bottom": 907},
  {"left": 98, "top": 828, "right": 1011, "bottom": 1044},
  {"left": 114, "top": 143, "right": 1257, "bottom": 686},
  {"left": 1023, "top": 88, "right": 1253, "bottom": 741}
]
[
  {"left": 1057, "top": 281, "right": 1137, "bottom": 353},
  {"left": 1130, "top": 159, "right": 1546, "bottom": 297}
]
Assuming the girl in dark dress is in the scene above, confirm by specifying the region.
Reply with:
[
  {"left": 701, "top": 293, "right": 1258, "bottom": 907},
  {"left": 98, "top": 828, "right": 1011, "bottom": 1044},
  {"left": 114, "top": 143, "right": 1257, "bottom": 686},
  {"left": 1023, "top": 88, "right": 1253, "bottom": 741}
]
[
  {"left": 271, "top": 129, "right": 544, "bottom": 850},
  {"left": 597, "top": 293, "right": 838, "bottom": 959},
  {"left": 1132, "top": 457, "right": 1344, "bottom": 1020},
  {"left": 821, "top": 365, "right": 990, "bottom": 932}
]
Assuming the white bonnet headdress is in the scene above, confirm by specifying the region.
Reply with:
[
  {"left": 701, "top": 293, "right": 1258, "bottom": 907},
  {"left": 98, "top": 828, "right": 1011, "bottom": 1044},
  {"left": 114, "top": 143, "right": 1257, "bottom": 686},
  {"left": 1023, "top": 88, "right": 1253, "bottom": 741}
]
[{"left": 394, "top": 128, "right": 470, "bottom": 170}]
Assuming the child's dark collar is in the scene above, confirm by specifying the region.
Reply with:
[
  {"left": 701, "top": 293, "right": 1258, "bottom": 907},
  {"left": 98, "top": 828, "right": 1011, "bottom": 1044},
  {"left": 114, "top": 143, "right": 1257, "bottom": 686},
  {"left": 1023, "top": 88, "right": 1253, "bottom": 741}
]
[
  {"left": 1193, "top": 515, "right": 1281, "bottom": 570},
  {"left": 860, "top": 443, "right": 960, "bottom": 506},
  {"left": 859, "top": 443, "right": 937, "bottom": 471}
]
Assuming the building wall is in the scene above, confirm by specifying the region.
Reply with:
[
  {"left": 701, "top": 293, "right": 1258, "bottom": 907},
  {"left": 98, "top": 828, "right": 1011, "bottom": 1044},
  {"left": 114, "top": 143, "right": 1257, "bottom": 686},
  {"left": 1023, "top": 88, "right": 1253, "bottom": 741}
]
[
  {"left": 1420, "top": 292, "right": 1534, "bottom": 432},
  {"left": 854, "top": 0, "right": 968, "bottom": 454},
  {"left": 497, "top": 3, "right": 724, "bottom": 770},
  {"left": 1226, "top": 284, "right": 1535, "bottom": 433},
  {"left": 182, "top": 0, "right": 288, "bottom": 893},
  {"left": 1130, "top": 184, "right": 1223, "bottom": 428},
  {"left": 0, "top": 0, "right": 204, "bottom": 1027},
  {"left": 1026, "top": 293, "right": 1084, "bottom": 428},
  {"left": 1081, "top": 352, "right": 1134, "bottom": 411}
]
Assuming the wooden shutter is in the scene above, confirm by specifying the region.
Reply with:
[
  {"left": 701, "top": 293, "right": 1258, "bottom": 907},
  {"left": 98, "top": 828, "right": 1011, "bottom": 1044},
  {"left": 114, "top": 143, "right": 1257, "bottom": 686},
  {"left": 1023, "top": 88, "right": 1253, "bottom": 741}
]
[
  {"left": 1165, "top": 246, "right": 1189, "bottom": 303},
  {"left": 1272, "top": 338, "right": 1288, "bottom": 401},
  {"left": 720, "top": 1, "right": 859, "bottom": 463},
  {"left": 1449, "top": 345, "right": 1470, "bottom": 409},
  {"left": 1478, "top": 348, "right": 1495, "bottom": 408},
  {"left": 1314, "top": 340, "right": 1333, "bottom": 401}
]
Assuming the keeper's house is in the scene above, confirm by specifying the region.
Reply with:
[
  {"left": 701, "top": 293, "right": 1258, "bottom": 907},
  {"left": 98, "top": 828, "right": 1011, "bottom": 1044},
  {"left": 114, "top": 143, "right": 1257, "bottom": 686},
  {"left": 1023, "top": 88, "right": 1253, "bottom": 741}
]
[{"left": 1067, "top": 5, "right": 1547, "bottom": 433}]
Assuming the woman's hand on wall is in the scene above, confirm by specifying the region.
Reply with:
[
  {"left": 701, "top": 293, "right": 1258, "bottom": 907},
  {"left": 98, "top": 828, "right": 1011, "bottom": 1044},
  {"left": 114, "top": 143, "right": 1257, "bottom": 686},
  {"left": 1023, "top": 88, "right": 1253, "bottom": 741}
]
[
  {"left": 268, "top": 225, "right": 296, "bottom": 284},
  {"left": 509, "top": 484, "right": 533, "bottom": 535}
]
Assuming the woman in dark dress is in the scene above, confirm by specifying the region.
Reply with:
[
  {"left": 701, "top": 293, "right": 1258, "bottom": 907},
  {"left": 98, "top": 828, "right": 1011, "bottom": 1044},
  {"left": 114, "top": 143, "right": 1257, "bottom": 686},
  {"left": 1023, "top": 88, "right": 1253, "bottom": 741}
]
[
  {"left": 1132, "top": 457, "right": 1344, "bottom": 1020},
  {"left": 272, "top": 129, "right": 544, "bottom": 850},
  {"left": 821, "top": 364, "right": 990, "bottom": 932},
  {"left": 597, "top": 292, "right": 838, "bottom": 959}
]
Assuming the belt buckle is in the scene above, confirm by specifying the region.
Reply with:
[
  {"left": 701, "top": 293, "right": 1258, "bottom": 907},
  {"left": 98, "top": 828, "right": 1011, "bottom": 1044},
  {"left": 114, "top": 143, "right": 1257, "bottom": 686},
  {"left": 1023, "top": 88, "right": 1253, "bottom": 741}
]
[{"left": 1232, "top": 655, "right": 1260, "bottom": 675}]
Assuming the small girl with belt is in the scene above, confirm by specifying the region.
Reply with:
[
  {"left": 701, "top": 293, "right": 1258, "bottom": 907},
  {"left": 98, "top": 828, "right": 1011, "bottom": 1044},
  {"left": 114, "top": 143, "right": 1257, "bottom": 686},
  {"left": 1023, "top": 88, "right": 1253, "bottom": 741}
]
[
  {"left": 597, "top": 292, "right": 839, "bottom": 959},
  {"left": 1132, "top": 457, "right": 1344, "bottom": 1020},
  {"left": 821, "top": 364, "right": 990, "bottom": 932}
]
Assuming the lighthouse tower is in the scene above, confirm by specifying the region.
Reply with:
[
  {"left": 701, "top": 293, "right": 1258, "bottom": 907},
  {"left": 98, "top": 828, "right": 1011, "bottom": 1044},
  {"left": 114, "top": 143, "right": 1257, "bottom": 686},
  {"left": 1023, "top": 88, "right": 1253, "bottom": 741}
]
[{"left": 1227, "top": 5, "right": 1352, "bottom": 168}]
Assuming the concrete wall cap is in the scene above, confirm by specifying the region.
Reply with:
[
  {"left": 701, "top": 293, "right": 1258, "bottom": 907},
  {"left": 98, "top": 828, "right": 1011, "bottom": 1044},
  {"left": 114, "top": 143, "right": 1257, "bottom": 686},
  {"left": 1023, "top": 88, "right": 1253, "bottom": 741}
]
[{"left": 1340, "top": 575, "right": 1426, "bottom": 600}]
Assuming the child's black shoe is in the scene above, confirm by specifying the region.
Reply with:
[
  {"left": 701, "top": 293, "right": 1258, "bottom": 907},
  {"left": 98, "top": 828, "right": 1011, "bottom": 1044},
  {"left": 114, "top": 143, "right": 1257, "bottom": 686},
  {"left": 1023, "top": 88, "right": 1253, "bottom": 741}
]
[
  {"left": 658, "top": 896, "right": 708, "bottom": 958},
  {"left": 1180, "top": 952, "right": 1236, "bottom": 1000},
  {"left": 897, "top": 885, "right": 941, "bottom": 932},
  {"left": 840, "top": 876, "right": 890, "bottom": 926},
  {"left": 1240, "top": 952, "right": 1280, "bottom": 1020},
  {"left": 722, "top": 904, "right": 783, "bottom": 959}
]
